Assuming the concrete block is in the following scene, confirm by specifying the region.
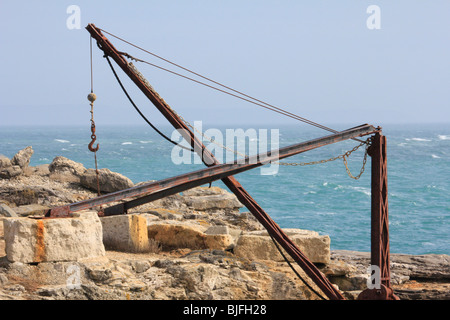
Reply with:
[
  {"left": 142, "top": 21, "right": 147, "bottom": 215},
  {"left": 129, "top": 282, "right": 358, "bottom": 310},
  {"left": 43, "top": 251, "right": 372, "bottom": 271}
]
[
  {"left": 3, "top": 211, "right": 105, "bottom": 263},
  {"left": 101, "top": 214, "right": 150, "bottom": 253}
]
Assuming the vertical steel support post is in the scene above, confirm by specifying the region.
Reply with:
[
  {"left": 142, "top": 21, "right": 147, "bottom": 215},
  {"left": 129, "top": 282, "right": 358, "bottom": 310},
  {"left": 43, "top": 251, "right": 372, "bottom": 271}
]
[{"left": 358, "top": 132, "right": 399, "bottom": 300}]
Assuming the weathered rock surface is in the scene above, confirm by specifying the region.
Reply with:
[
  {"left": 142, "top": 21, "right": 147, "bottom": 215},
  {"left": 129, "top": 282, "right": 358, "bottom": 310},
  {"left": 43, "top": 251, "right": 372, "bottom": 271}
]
[
  {"left": 101, "top": 215, "right": 150, "bottom": 253},
  {"left": 0, "top": 203, "right": 18, "bottom": 217},
  {"left": 234, "top": 229, "right": 330, "bottom": 264},
  {"left": 49, "top": 156, "right": 86, "bottom": 183},
  {"left": 11, "top": 147, "right": 34, "bottom": 169},
  {"left": 330, "top": 250, "right": 450, "bottom": 300},
  {"left": 3, "top": 211, "right": 105, "bottom": 263},
  {"left": 147, "top": 221, "right": 234, "bottom": 251},
  {"left": 80, "top": 168, "right": 134, "bottom": 193},
  {"left": 0, "top": 149, "right": 449, "bottom": 300},
  {"left": 0, "top": 154, "right": 22, "bottom": 179}
]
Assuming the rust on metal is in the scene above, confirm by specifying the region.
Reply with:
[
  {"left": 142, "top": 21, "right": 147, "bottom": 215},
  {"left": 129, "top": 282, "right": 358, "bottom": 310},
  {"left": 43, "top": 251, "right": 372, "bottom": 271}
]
[{"left": 358, "top": 132, "right": 399, "bottom": 300}]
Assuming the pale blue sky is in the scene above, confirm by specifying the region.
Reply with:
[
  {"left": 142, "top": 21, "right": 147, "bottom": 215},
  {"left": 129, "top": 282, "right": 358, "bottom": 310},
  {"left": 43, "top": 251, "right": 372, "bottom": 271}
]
[{"left": 1, "top": 1, "right": 449, "bottom": 128}]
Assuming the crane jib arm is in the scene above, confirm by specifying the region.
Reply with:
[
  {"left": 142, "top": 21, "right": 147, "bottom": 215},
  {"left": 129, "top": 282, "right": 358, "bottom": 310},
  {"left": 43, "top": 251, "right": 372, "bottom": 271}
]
[{"left": 84, "top": 23, "right": 382, "bottom": 300}]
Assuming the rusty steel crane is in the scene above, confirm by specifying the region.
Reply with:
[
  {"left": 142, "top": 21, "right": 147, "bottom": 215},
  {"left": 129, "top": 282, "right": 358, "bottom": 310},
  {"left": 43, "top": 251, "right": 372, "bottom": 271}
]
[{"left": 47, "top": 23, "right": 398, "bottom": 300}]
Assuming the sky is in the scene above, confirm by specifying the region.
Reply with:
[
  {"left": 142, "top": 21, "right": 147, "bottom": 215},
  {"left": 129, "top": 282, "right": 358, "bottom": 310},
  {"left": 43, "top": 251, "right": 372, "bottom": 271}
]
[{"left": 0, "top": 1, "right": 449, "bottom": 129}]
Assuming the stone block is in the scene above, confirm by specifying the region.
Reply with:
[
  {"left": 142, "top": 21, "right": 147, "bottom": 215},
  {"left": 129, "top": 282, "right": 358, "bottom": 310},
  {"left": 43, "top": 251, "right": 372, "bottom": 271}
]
[
  {"left": 101, "top": 214, "right": 150, "bottom": 253},
  {"left": 148, "top": 222, "right": 233, "bottom": 251},
  {"left": 234, "top": 229, "right": 331, "bottom": 264},
  {"left": 3, "top": 211, "right": 105, "bottom": 263}
]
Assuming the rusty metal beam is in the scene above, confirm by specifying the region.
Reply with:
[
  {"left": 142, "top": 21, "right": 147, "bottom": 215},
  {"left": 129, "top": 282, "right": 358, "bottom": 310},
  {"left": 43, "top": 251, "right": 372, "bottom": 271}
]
[
  {"left": 104, "top": 124, "right": 378, "bottom": 215},
  {"left": 47, "top": 123, "right": 376, "bottom": 217},
  {"left": 358, "top": 133, "right": 399, "bottom": 300}
]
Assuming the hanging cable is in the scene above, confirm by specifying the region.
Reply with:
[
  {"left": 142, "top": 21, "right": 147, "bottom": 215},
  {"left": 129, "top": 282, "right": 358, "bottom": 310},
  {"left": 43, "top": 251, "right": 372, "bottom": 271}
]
[
  {"left": 104, "top": 54, "right": 194, "bottom": 152},
  {"left": 88, "top": 36, "right": 101, "bottom": 197},
  {"left": 269, "top": 234, "right": 327, "bottom": 300},
  {"left": 99, "top": 28, "right": 364, "bottom": 143}
]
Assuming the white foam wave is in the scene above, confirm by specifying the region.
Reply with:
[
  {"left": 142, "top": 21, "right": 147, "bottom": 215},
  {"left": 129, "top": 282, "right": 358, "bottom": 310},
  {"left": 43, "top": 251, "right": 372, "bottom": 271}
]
[
  {"left": 406, "top": 138, "right": 431, "bottom": 142},
  {"left": 121, "top": 142, "right": 133, "bottom": 145},
  {"left": 438, "top": 135, "right": 450, "bottom": 140},
  {"left": 55, "top": 139, "right": 70, "bottom": 143},
  {"left": 139, "top": 140, "right": 152, "bottom": 144},
  {"left": 431, "top": 154, "right": 441, "bottom": 159}
]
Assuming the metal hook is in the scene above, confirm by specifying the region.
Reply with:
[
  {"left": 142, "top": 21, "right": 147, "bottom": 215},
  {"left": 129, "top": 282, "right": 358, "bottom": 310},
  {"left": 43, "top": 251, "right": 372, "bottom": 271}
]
[
  {"left": 88, "top": 123, "right": 99, "bottom": 152},
  {"left": 88, "top": 134, "right": 99, "bottom": 152}
]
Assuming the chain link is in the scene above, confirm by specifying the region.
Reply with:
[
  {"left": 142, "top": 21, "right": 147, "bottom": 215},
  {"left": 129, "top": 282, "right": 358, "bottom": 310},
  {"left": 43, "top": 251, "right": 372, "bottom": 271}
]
[{"left": 278, "top": 138, "right": 372, "bottom": 180}]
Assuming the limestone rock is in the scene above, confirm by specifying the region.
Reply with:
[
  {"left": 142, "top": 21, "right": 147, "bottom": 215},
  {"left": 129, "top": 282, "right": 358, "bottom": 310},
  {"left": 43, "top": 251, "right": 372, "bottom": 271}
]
[
  {"left": 0, "top": 166, "right": 22, "bottom": 179},
  {"left": 182, "top": 186, "right": 243, "bottom": 211},
  {"left": 234, "top": 229, "right": 331, "bottom": 264},
  {"left": 80, "top": 168, "right": 134, "bottom": 193},
  {"left": 101, "top": 215, "right": 150, "bottom": 253},
  {"left": 147, "top": 222, "right": 234, "bottom": 251},
  {"left": 49, "top": 156, "right": 86, "bottom": 182},
  {"left": 13, "top": 204, "right": 50, "bottom": 217},
  {"left": 0, "top": 155, "right": 11, "bottom": 169},
  {"left": 3, "top": 211, "right": 105, "bottom": 263},
  {"left": 0, "top": 203, "right": 18, "bottom": 217},
  {"left": 11, "top": 147, "right": 33, "bottom": 169}
]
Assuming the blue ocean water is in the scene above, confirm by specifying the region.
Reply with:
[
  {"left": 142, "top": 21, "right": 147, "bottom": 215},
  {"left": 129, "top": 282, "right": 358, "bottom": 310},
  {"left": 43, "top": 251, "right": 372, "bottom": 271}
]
[{"left": 0, "top": 123, "right": 449, "bottom": 255}]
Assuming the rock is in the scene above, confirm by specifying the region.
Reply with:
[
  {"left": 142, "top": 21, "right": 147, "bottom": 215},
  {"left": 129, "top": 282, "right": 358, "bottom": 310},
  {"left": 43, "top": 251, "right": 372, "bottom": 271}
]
[
  {"left": 234, "top": 229, "right": 331, "bottom": 264},
  {"left": 182, "top": 186, "right": 243, "bottom": 211},
  {"left": 0, "top": 203, "right": 18, "bottom": 217},
  {"left": 33, "top": 164, "right": 50, "bottom": 177},
  {"left": 147, "top": 222, "right": 234, "bottom": 251},
  {"left": 329, "top": 273, "right": 368, "bottom": 291},
  {"left": 147, "top": 208, "right": 183, "bottom": 220},
  {"left": 80, "top": 168, "right": 134, "bottom": 193},
  {"left": 0, "top": 155, "right": 11, "bottom": 169},
  {"left": 3, "top": 211, "right": 105, "bottom": 263},
  {"left": 101, "top": 215, "right": 151, "bottom": 253},
  {"left": 87, "top": 267, "right": 113, "bottom": 282},
  {"left": 331, "top": 250, "right": 450, "bottom": 281},
  {"left": 11, "top": 147, "right": 33, "bottom": 169},
  {"left": 13, "top": 204, "right": 50, "bottom": 217},
  {"left": 0, "top": 166, "right": 22, "bottom": 179},
  {"left": 49, "top": 156, "right": 86, "bottom": 183}
]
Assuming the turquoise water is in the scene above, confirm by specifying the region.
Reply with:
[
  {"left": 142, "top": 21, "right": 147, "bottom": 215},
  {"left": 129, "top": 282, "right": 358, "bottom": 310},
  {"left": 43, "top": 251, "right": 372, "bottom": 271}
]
[{"left": 1, "top": 123, "right": 449, "bottom": 255}]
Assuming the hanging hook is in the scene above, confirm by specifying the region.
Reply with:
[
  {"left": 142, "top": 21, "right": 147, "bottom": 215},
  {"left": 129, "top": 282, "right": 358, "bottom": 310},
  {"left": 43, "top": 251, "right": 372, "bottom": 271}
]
[
  {"left": 88, "top": 123, "right": 99, "bottom": 152},
  {"left": 87, "top": 92, "right": 99, "bottom": 152}
]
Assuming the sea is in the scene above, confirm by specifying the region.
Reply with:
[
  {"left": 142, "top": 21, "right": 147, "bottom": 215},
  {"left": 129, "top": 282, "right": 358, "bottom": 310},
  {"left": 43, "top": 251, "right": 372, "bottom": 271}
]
[{"left": 0, "top": 123, "right": 449, "bottom": 256}]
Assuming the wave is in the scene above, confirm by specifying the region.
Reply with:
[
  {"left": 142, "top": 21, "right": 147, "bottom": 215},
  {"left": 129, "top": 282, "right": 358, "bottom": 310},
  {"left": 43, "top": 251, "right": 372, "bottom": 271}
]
[
  {"left": 139, "top": 140, "right": 152, "bottom": 144},
  {"left": 54, "top": 139, "right": 70, "bottom": 143},
  {"left": 431, "top": 154, "right": 441, "bottom": 159},
  {"left": 121, "top": 142, "right": 133, "bottom": 145},
  {"left": 438, "top": 135, "right": 450, "bottom": 140},
  {"left": 406, "top": 138, "right": 431, "bottom": 142},
  {"left": 333, "top": 184, "right": 371, "bottom": 196}
]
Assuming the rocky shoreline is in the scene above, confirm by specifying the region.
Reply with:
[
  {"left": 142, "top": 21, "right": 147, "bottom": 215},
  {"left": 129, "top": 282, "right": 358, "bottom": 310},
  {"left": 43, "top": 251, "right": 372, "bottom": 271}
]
[{"left": 0, "top": 147, "right": 449, "bottom": 300}]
